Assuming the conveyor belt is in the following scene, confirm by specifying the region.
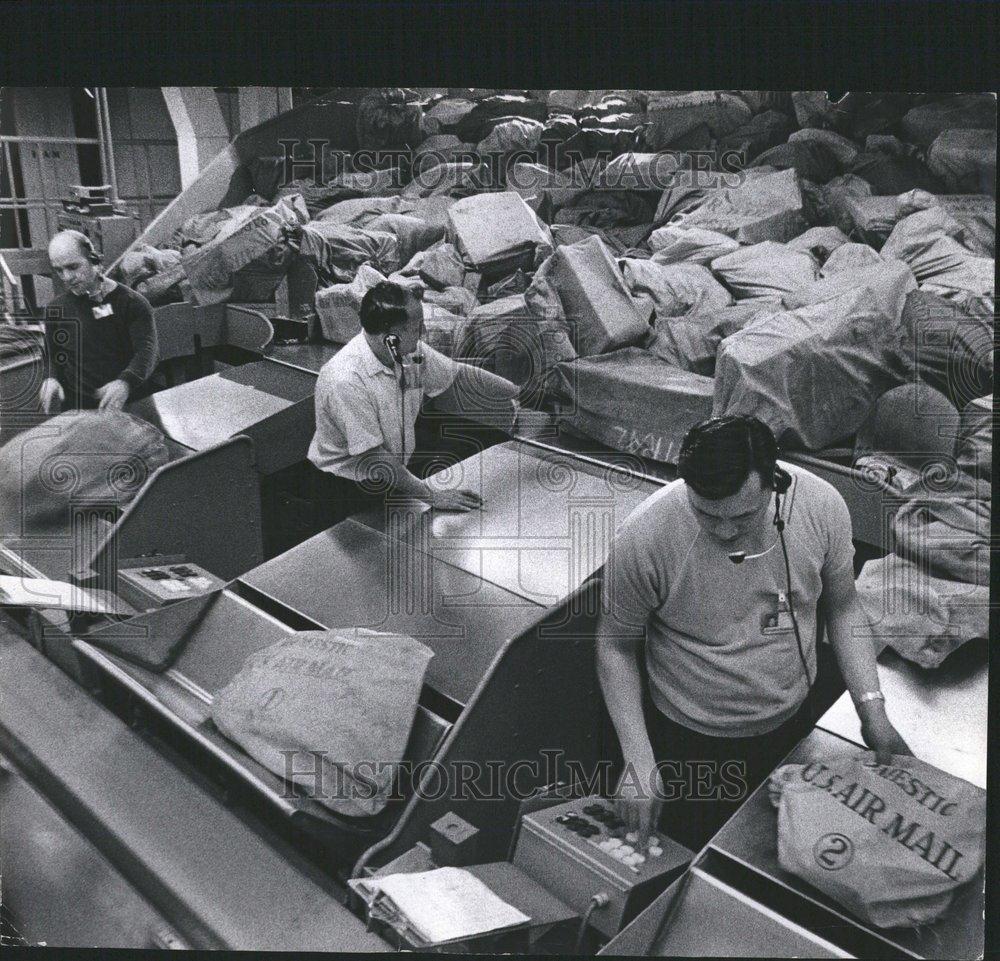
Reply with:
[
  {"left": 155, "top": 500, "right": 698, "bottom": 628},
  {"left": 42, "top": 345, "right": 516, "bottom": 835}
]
[{"left": 0, "top": 622, "right": 389, "bottom": 951}]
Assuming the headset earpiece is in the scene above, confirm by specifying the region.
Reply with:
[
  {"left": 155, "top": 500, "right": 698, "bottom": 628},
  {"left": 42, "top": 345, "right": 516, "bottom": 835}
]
[{"left": 773, "top": 466, "right": 792, "bottom": 495}]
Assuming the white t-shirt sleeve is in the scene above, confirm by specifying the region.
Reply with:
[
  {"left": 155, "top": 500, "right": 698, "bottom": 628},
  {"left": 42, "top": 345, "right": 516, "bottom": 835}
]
[
  {"left": 330, "top": 374, "right": 384, "bottom": 456},
  {"left": 419, "top": 343, "right": 460, "bottom": 398},
  {"left": 819, "top": 485, "right": 856, "bottom": 602},
  {"left": 600, "top": 512, "right": 664, "bottom": 633}
]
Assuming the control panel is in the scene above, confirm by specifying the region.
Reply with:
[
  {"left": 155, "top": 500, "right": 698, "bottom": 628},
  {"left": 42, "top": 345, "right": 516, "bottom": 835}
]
[
  {"left": 116, "top": 561, "right": 225, "bottom": 611},
  {"left": 512, "top": 796, "right": 691, "bottom": 938}
]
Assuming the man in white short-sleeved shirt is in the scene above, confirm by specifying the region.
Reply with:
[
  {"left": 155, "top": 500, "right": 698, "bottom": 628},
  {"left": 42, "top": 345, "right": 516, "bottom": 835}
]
[
  {"left": 597, "top": 415, "right": 912, "bottom": 850},
  {"left": 308, "top": 281, "right": 520, "bottom": 515}
]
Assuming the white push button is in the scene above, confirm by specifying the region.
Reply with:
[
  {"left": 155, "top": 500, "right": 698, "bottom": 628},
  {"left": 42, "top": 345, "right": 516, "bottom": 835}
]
[{"left": 648, "top": 845, "right": 664, "bottom": 857}]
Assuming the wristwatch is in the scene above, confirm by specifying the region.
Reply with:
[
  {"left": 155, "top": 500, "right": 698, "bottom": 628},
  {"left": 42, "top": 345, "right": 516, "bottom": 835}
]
[{"left": 856, "top": 690, "right": 885, "bottom": 705}]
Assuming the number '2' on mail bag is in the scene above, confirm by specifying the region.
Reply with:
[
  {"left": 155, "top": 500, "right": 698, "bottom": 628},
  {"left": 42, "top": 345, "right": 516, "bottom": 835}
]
[{"left": 770, "top": 752, "right": 985, "bottom": 929}]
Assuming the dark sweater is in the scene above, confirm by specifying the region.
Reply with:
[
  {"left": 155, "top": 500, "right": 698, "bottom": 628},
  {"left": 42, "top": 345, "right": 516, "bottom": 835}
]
[{"left": 43, "top": 283, "right": 159, "bottom": 407}]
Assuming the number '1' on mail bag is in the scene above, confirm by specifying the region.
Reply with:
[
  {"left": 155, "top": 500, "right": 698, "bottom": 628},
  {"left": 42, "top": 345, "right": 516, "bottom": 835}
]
[
  {"left": 771, "top": 752, "right": 985, "bottom": 929},
  {"left": 211, "top": 629, "right": 434, "bottom": 818}
]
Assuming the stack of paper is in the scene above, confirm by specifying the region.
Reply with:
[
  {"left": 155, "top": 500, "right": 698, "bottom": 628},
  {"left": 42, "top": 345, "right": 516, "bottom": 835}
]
[
  {"left": 349, "top": 866, "right": 531, "bottom": 946},
  {"left": 0, "top": 575, "right": 123, "bottom": 614}
]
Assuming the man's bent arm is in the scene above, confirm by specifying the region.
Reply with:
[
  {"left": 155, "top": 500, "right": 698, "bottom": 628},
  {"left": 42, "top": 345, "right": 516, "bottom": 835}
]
[
  {"left": 344, "top": 446, "right": 431, "bottom": 502},
  {"left": 454, "top": 362, "right": 519, "bottom": 401},
  {"left": 825, "top": 586, "right": 881, "bottom": 701},
  {"left": 431, "top": 363, "right": 519, "bottom": 426},
  {"left": 825, "top": 581, "right": 912, "bottom": 758},
  {"left": 120, "top": 299, "right": 159, "bottom": 390},
  {"left": 596, "top": 614, "right": 656, "bottom": 770}
]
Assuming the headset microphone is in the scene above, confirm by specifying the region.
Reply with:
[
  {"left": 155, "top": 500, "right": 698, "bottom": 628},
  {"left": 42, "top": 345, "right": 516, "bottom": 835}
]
[
  {"left": 383, "top": 332, "right": 408, "bottom": 461},
  {"left": 727, "top": 540, "right": 778, "bottom": 564}
]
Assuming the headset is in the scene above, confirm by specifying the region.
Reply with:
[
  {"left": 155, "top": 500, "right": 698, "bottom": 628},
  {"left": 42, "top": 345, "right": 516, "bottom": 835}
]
[
  {"left": 680, "top": 416, "right": 814, "bottom": 698},
  {"left": 383, "top": 333, "right": 408, "bottom": 462},
  {"left": 767, "top": 463, "right": 813, "bottom": 694},
  {"left": 383, "top": 332, "right": 404, "bottom": 366}
]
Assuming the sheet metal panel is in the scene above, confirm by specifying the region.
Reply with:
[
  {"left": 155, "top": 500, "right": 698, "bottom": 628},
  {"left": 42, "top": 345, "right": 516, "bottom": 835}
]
[
  {"left": 0, "top": 624, "right": 390, "bottom": 952},
  {"left": 127, "top": 359, "right": 315, "bottom": 474},
  {"left": 129, "top": 371, "right": 289, "bottom": 450},
  {"left": 816, "top": 644, "right": 987, "bottom": 789},
  {"left": 357, "top": 441, "right": 658, "bottom": 607},
  {"left": 0, "top": 755, "right": 175, "bottom": 948},
  {"left": 240, "top": 518, "right": 543, "bottom": 706}
]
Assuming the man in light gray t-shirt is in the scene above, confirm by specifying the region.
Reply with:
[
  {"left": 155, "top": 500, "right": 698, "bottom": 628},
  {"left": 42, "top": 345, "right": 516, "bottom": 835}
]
[{"left": 597, "top": 415, "right": 912, "bottom": 851}]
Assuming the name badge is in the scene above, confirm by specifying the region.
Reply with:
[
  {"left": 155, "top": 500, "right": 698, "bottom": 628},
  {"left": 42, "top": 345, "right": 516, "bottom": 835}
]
[
  {"left": 92, "top": 303, "right": 114, "bottom": 318},
  {"left": 761, "top": 591, "right": 795, "bottom": 635}
]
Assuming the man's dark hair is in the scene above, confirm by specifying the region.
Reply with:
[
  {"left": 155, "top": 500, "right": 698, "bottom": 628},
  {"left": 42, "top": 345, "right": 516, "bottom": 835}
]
[
  {"left": 677, "top": 415, "right": 780, "bottom": 500},
  {"left": 359, "top": 281, "right": 414, "bottom": 336}
]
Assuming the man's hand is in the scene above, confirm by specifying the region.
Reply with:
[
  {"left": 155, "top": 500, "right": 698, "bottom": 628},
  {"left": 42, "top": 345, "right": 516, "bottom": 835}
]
[
  {"left": 39, "top": 377, "right": 64, "bottom": 414},
  {"left": 860, "top": 704, "right": 913, "bottom": 765},
  {"left": 613, "top": 756, "right": 663, "bottom": 847},
  {"left": 94, "top": 379, "right": 130, "bottom": 411},
  {"left": 428, "top": 487, "right": 483, "bottom": 513}
]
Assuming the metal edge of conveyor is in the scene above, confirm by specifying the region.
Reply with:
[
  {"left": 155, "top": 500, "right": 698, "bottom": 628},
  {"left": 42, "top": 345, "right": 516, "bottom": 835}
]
[
  {"left": 512, "top": 433, "right": 670, "bottom": 487},
  {"left": 516, "top": 432, "right": 896, "bottom": 550},
  {"left": 667, "top": 865, "right": 856, "bottom": 958},
  {"left": 696, "top": 849, "right": 925, "bottom": 959},
  {"left": 71, "top": 633, "right": 300, "bottom": 819},
  {"left": 0, "top": 541, "right": 34, "bottom": 577},
  {"left": 261, "top": 353, "right": 329, "bottom": 377},
  {"left": 349, "top": 577, "right": 592, "bottom": 880},
  {"left": 514, "top": 432, "right": 895, "bottom": 495},
  {"left": 1, "top": 529, "right": 326, "bottom": 824}
]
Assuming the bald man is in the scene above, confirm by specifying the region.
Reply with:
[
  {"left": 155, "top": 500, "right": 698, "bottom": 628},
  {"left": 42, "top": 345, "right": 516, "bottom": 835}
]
[{"left": 40, "top": 230, "right": 158, "bottom": 413}]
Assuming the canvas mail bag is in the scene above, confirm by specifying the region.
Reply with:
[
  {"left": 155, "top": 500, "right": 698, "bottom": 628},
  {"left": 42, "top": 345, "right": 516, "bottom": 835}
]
[
  {"left": 211, "top": 629, "right": 433, "bottom": 818},
  {"left": 771, "top": 753, "right": 986, "bottom": 929}
]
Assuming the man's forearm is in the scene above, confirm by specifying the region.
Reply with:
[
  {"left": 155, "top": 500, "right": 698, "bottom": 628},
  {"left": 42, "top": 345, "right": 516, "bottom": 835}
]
[
  {"left": 596, "top": 623, "right": 656, "bottom": 767},
  {"left": 457, "top": 362, "right": 519, "bottom": 400},
  {"left": 827, "top": 593, "right": 883, "bottom": 706},
  {"left": 346, "top": 448, "right": 430, "bottom": 501},
  {"left": 449, "top": 363, "right": 519, "bottom": 421},
  {"left": 122, "top": 315, "right": 159, "bottom": 388}
]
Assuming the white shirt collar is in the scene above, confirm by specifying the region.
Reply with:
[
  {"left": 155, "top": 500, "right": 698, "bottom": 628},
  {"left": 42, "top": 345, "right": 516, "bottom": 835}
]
[{"left": 356, "top": 333, "right": 396, "bottom": 378}]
